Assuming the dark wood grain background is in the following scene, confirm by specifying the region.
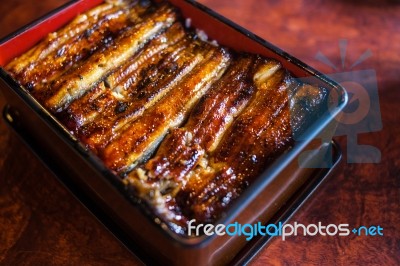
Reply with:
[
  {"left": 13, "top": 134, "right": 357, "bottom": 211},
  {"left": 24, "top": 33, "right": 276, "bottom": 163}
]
[{"left": 0, "top": 0, "right": 399, "bottom": 265}]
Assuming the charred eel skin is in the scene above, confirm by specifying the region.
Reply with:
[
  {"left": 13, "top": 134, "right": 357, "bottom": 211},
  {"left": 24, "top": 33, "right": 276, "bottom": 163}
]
[
  {"left": 63, "top": 23, "right": 187, "bottom": 144},
  {"left": 44, "top": 4, "right": 178, "bottom": 112},
  {"left": 177, "top": 68, "right": 294, "bottom": 223},
  {"left": 174, "top": 68, "right": 328, "bottom": 224},
  {"left": 102, "top": 45, "right": 231, "bottom": 173},
  {"left": 124, "top": 58, "right": 293, "bottom": 224},
  {"left": 124, "top": 55, "right": 263, "bottom": 199},
  {"left": 6, "top": 2, "right": 119, "bottom": 76},
  {"left": 81, "top": 36, "right": 203, "bottom": 151}
]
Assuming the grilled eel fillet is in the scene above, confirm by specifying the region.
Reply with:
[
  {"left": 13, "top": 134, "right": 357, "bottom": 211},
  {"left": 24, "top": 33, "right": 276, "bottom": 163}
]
[
  {"left": 63, "top": 22, "right": 187, "bottom": 143},
  {"left": 83, "top": 38, "right": 205, "bottom": 151},
  {"left": 6, "top": 2, "right": 118, "bottom": 75},
  {"left": 74, "top": 35, "right": 207, "bottom": 152},
  {"left": 8, "top": 1, "right": 149, "bottom": 93},
  {"left": 125, "top": 56, "right": 266, "bottom": 187},
  {"left": 43, "top": 4, "right": 178, "bottom": 112},
  {"left": 139, "top": 56, "right": 261, "bottom": 181},
  {"left": 102, "top": 45, "right": 231, "bottom": 173},
  {"left": 125, "top": 57, "right": 327, "bottom": 225},
  {"left": 178, "top": 68, "right": 293, "bottom": 223},
  {"left": 174, "top": 74, "right": 328, "bottom": 224},
  {"left": 124, "top": 58, "right": 285, "bottom": 221}
]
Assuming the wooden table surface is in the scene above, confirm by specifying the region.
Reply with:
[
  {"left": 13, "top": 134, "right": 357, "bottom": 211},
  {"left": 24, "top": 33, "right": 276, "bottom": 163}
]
[{"left": 0, "top": 0, "right": 399, "bottom": 265}]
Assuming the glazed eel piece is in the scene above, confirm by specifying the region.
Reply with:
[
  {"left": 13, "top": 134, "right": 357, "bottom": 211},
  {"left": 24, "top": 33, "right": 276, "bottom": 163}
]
[
  {"left": 62, "top": 22, "right": 186, "bottom": 136},
  {"left": 125, "top": 55, "right": 264, "bottom": 194},
  {"left": 175, "top": 67, "right": 295, "bottom": 223},
  {"left": 5, "top": 2, "right": 117, "bottom": 75},
  {"left": 80, "top": 34, "right": 205, "bottom": 151},
  {"left": 176, "top": 74, "right": 328, "bottom": 224},
  {"left": 43, "top": 4, "right": 178, "bottom": 112},
  {"left": 123, "top": 58, "right": 284, "bottom": 222},
  {"left": 13, "top": 4, "right": 145, "bottom": 93},
  {"left": 101, "top": 45, "right": 231, "bottom": 174}
]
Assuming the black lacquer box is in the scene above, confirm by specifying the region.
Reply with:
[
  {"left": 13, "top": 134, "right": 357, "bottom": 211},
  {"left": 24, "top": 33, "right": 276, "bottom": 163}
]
[{"left": 0, "top": 1, "right": 347, "bottom": 265}]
